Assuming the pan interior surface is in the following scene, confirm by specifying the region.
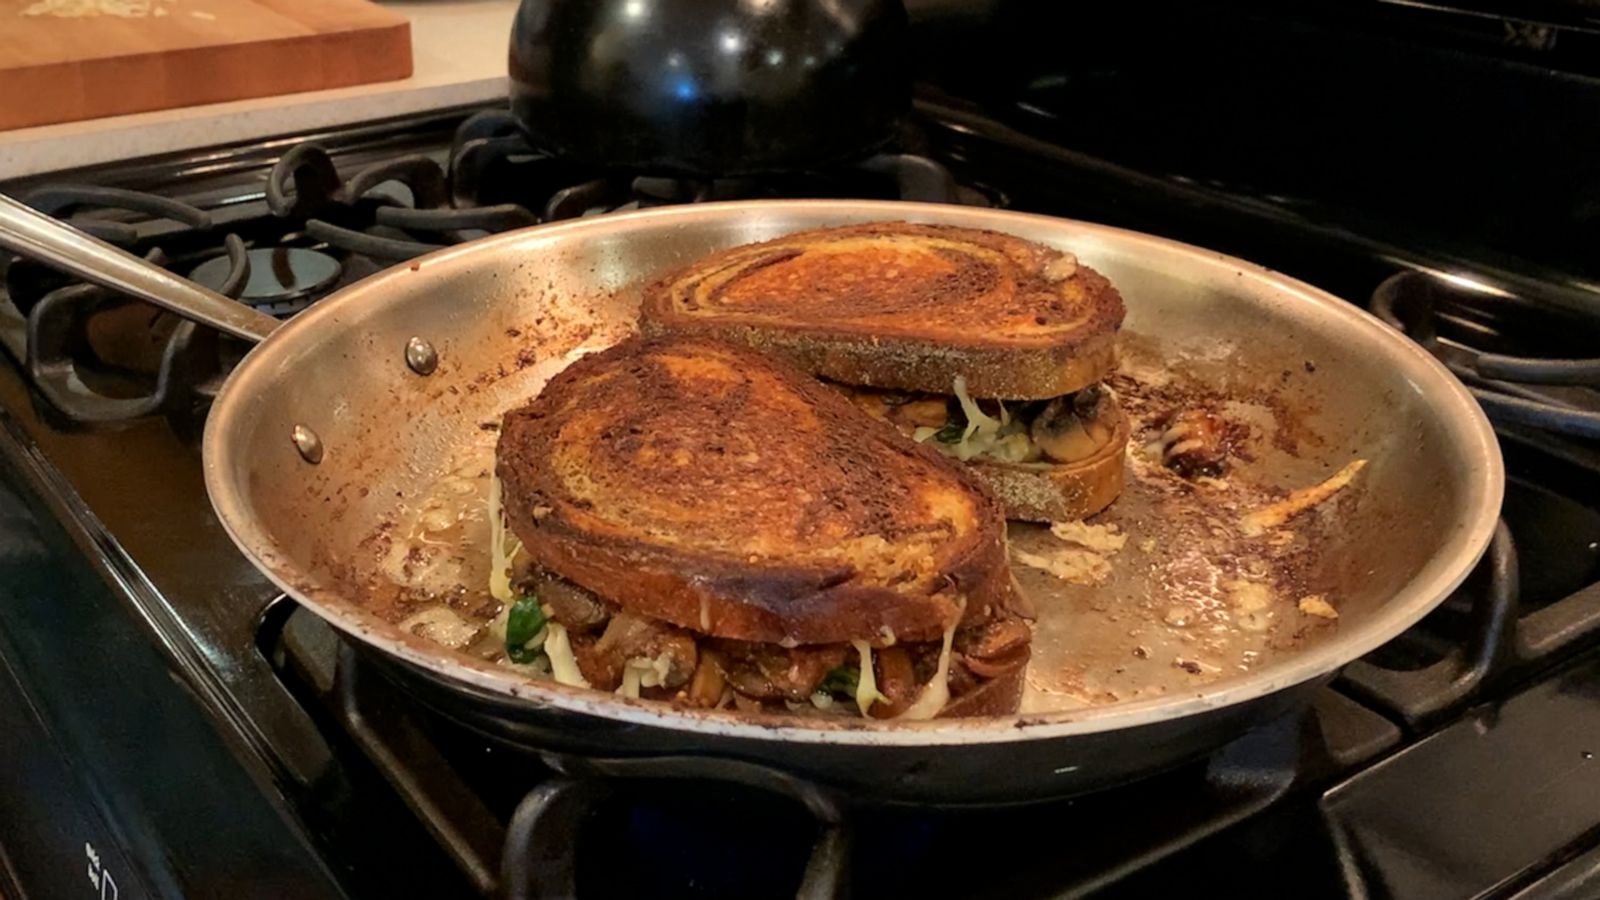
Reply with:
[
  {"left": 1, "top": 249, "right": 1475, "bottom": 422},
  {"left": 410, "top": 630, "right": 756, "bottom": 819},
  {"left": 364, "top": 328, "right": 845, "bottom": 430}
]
[{"left": 202, "top": 201, "right": 1502, "bottom": 745}]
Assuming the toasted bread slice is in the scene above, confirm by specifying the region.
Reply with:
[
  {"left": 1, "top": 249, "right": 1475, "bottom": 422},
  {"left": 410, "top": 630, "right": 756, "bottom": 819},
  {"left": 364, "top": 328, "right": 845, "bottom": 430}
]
[
  {"left": 495, "top": 335, "right": 1018, "bottom": 647},
  {"left": 970, "top": 400, "right": 1130, "bottom": 522},
  {"left": 640, "top": 221, "right": 1124, "bottom": 399}
]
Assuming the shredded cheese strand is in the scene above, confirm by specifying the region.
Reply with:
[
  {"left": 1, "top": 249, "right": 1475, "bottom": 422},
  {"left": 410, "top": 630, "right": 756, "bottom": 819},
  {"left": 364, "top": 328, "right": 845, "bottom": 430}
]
[
  {"left": 543, "top": 623, "right": 590, "bottom": 688},
  {"left": 895, "top": 622, "right": 957, "bottom": 720},
  {"left": 487, "top": 474, "right": 525, "bottom": 604},
  {"left": 895, "top": 595, "right": 966, "bottom": 720},
  {"left": 951, "top": 375, "right": 1002, "bottom": 461},
  {"left": 851, "top": 640, "right": 889, "bottom": 716},
  {"left": 617, "top": 664, "right": 644, "bottom": 699}
]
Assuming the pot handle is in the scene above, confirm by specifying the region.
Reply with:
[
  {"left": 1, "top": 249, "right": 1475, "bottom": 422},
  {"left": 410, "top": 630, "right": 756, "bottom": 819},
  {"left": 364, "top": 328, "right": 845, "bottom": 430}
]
[{"left": 0, "top": 192, "right": 280, "bottom": 344}]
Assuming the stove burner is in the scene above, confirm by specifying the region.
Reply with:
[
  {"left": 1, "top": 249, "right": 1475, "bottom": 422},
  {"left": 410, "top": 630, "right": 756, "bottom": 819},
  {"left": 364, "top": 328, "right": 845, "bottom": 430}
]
[
  {"left": 12, "top": 102, "right": 1600, "bottom": 900},
  {"left": 260, "top": 113, "right": 991, "bottom": 265},
  {"left": 189, "top": 247, "right": 342, "bottom": 317},
  {"left": 1371, "top": 270, "right": 1600, "bottom": 439},
  {"left": 4, "top": 108, "right": 994, "bottom": 428}
]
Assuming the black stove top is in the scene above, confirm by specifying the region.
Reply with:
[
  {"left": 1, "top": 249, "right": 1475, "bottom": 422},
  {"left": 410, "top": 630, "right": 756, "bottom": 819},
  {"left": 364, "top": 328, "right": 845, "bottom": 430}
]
[{"left": 6, "top": 6, "right": 1600, "bottom": 894}]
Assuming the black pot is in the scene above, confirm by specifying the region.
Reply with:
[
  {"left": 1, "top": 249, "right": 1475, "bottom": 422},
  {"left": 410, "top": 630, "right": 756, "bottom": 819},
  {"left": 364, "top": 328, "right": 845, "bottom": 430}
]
[{"left": 509, "top": 0, "right": 911, "bottom": 177}]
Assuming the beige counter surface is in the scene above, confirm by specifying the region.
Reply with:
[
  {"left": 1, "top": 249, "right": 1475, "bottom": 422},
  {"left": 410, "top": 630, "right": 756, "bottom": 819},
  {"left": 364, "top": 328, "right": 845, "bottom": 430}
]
[{"left": 0, "top": 0, "right": 519, "bottom": 180}]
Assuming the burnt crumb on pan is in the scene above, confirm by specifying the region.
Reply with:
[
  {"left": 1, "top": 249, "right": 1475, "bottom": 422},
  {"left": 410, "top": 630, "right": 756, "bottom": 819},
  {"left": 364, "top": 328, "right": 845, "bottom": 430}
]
[
  {"left": 1304, "top": 360, "right": 1317, "bottom": 373},
  {"left": 506, "top": 327, "right": 523, "bottom": 337},
  {"left": 515, "top": 347, "right": 539, "bottom": 369},
  {"left": 479, "top": 421, "right": 501, "bottom": 431}
]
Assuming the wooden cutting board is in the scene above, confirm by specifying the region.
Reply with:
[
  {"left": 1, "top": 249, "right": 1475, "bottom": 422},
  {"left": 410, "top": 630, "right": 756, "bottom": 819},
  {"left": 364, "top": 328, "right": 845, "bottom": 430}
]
[{"left": 0, "top": 0, "right": 413, "bottom": 132}]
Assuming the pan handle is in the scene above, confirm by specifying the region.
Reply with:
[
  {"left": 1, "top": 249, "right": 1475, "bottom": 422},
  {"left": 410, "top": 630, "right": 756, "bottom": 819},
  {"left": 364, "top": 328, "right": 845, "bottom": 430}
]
[{"left": 0, "top": 192, "right": 280, "bottom": 344}]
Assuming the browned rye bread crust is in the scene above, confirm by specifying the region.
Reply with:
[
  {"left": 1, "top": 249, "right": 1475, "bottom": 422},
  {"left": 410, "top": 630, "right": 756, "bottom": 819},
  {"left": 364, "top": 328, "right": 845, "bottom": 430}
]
[
  {"left": 640, "top": 221, "right": 1124, "bottom": 399},
  {"left": 640, "top": 222, "right": 1130, "bottom": 522},
  {"left": 495, "top": 335, "right": 1029, "bottom": 717}
]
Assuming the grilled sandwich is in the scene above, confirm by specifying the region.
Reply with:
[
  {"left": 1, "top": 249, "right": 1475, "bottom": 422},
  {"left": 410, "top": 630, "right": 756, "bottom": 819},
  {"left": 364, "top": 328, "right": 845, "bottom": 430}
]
[
  {"left": 640, "top": 221, "right": 1129, "bottom": 521},
  {"left": 493, "top": 335, "right": 1030, "bottom": 719}
]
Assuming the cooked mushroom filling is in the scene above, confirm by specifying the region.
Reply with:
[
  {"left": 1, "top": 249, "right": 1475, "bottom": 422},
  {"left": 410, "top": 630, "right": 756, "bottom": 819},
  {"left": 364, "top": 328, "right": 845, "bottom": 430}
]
[
  {"left": 509, "top": 568, "right": 1027, "bottom": 719},
  {"left": 838, "top": 379, "right": 1121, "bottom": 465},
  {"left": 1157, "top": 409, "right": 1232, "bottom": 477}
]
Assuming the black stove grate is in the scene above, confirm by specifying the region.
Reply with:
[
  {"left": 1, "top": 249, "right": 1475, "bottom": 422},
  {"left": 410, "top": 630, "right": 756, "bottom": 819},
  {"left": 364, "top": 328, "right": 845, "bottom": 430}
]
[
  {"left": 262, "top": 603, "right": 1400, "bottom": 899},
  {"left": 0, "top": 110, "right": 990, "bottom": 426},
  {"left": 270, "top": 110, "right": 990, "bottom": 262},
  {"left": 1371, "top": 270, "right": 1600, "bottom": 441},
  {"left": 8, "top": 102, "right": 1600, "bottom": 899},
  {"left": 250, "top": 397, "right": 1600, "bottom": 896},
  {"left": 253, "top": 430, "right": 1600, "bottom": 898}
]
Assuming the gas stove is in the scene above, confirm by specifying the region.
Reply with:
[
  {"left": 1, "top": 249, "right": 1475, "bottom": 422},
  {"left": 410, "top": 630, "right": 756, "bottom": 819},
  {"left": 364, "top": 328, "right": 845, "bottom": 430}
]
[{"left": 5, "top": 5, "right": 1600, "bottom": 897}]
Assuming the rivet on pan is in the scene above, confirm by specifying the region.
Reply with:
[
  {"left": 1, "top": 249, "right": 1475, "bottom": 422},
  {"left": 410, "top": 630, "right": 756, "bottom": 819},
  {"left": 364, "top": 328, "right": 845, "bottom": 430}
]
[
  {"left": 291, "top": 424, "right": 324, "bottom": 464},
  {"left": 405, "top": 336, "right": 439, "bottom": 375}
]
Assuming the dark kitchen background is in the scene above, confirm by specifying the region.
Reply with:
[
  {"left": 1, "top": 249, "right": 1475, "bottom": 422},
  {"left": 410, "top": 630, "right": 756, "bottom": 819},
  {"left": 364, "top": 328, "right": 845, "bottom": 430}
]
[{"left": 2, "top": 1, "right": 1600, "bottom": 898}]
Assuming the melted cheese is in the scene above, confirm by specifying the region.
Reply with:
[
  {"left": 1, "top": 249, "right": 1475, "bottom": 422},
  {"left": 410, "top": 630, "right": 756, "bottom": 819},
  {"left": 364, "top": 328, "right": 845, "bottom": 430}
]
[
  {"left": 1011, "top": 545, "right": 1113, "bottom": 585},
  {"left": 851, "top": 640, "right": 889, "bottom": 716},
  {"left": 1049, "top": 520, "right": 1128, "bottom": 553},
  {"left": 1299, "top": 595, "right": 1339, "bottom": 619},
  {"left": 616, "top": 654, "right": 674, "bottom": 699},
  {"left": 896, "top": 377, "right": 1032, "bottom": 463},
  {"left": 617, "top": 664, "right": 644, "bottom": 699},
  {"left": 951, "top": 375, "right": 1004, "bottom": 462},
  {"left": 543, "top": 623, "right": 590, "bottom": 688},
  {"left": 487, "top": 473, "right": 525, "bottom": 604},
  {"left": 894, "top": 618, "right": 960, "bottom": 721}
]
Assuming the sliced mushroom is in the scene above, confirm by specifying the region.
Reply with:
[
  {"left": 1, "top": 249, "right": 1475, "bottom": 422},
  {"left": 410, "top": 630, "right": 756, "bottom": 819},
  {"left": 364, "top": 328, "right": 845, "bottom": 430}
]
[
  {"left": 868, "top": 645, "right": 918, "bottom": 719},
  {"left": 841, "top": 387, "right": 952, "bottom": 431},
  {"left": 963, "top": 618, "right": 1032, "bottom": 661},
  {"left": 842, "top": 387, "right": 893, "bottom": 420},
  {"left": 594, "top": 613, "right": 698, "bottom": 689},
  {"left": 535, "top": 572, "right": 615, "bottom": 633},
  {"left": 569, "top": 633, "right": 622, "bottom": 691},
  {"left": 719, "top": 643, "right": 849, "bottom": 702},
  {"left": 685, "top": 649, "right": 728, "bottom": 707},
  {"left": 1159, "top": 410, "right": 1230, "bottom": 477},
  {"left": 886, "top": 397, "right": 952, "bottom": 429},
  {"left": 1031, "top": 386, "right": 1118, "bottom": 463},
  {"left": 956, "top": 618, "right": 1032, "bottom": 678},
  {"left": 947, "top": 658, "right": 980, "bottom": 697}
]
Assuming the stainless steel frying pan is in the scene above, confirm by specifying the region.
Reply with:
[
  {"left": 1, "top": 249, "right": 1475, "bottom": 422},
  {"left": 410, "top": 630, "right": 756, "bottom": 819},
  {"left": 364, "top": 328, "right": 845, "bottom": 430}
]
[{"left": 0, "top": 195, "right": 1502, "bottom": 804}]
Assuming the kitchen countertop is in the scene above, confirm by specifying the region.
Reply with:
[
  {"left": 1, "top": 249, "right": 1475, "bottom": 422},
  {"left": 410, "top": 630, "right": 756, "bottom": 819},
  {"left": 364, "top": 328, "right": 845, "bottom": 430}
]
[{"left": 0, "top": 0, "right": 519, "bottom": 180}]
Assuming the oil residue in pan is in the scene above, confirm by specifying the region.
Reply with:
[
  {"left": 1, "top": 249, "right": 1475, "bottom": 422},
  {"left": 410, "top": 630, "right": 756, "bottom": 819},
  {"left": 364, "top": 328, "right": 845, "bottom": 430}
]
[
  {"left": 1012, "top": 337, "right": 1357, "bottom": 712},
  {"left": 1013, "top": 396, "right": 1341, "bottom": 712},
  {"left": 361, "top": 333, "right": 1361, "bottom": 716}
]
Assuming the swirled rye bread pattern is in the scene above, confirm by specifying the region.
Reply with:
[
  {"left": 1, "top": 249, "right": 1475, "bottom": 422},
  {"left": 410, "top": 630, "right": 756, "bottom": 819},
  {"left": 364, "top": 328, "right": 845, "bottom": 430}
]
[
  {"left": 495, "top": 336, "right": 1030, "bottom": 718},
  {"left": 641, "top": 222, "right": 1130, "bottom": 521}
]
